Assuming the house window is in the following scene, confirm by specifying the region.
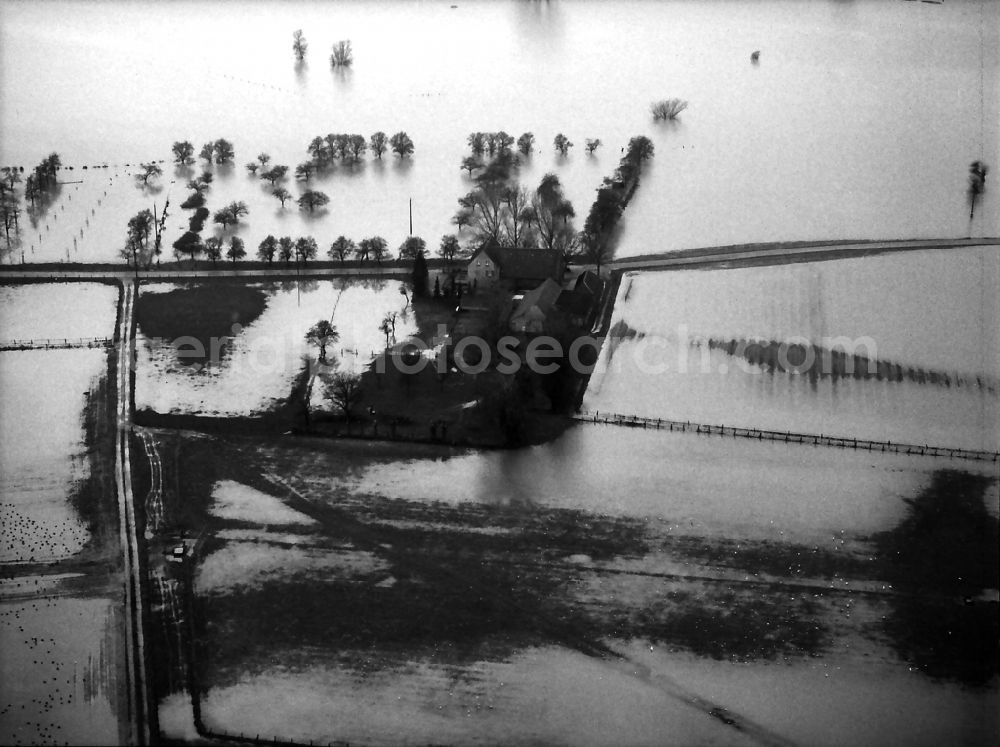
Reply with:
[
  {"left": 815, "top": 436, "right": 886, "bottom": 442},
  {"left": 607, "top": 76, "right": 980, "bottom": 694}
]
[{"left": 477, "top": 260, "right": 481, "bottom": 266}]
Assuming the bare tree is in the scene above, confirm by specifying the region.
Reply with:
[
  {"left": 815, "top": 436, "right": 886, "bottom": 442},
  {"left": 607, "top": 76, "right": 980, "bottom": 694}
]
[
  {"left": 296, "top": 236, "right": 319, "bottom": 262},
  {"left": 261, "top": 165, "right": 289, "bottom": 185},
  {"left": 496, "top": 131, "right": 515, "bottom": 155},
  {"left": 278, "top": 236, "right": 295, "bottom": 264},
  {"left": 172, "top": 141, "right": 195, "bottom": 165},
  {"left": 292, "top": 29, "right": 308, "bottom": 60},
  {"left": 502, "top": 185, "right": 535, "bottom": 247},
  {"left": 364, "top": 235, "right": 388, "bottom": 264},
  {"left": 330, "top": 39, "right": 353, "bottom": 67},
  {"left": 272, "top": 186, "right": 292, "bottom": 207},
  {"left": 306, "top": 319, "right": 339, "bottom": 362},
  {"left": 651, "top": 98, "right": 688, "bottom": 120},
  {"left": 324, "top": 372, "right": 363, "bottom": 423},
  {"left": 370, "top": 131, "right": 388, "bottom": 159},
  {"left": 297, "top": 190, "right": 330, "bottom": 212},
  {"left": 468, "top": 132, "right": 486, "bottom": 157},
  {"left": 452, "top": 207, "right": 474, "bottom": 233},
  {"left": 213, "top": 201, "right": 249, "bottom": 230},
  {"left": 438, "top": 234, "right": 461, "bottom": 263},
  {"left": 329, "top": 235, "right": 356, "bottom": 264},
  {"left": 461, "top": 156, "right": 482, "bottom": 176},
  {"left": 379, "top": 311, "right": 398, "bottom": 347},
  {"left": 257, "top": 235, "right": 278, "bottom": 263},
  {"left": 577, "top": 231, "right": 613, "bottom": 273},
  {"left": 213, "top": 138, "right": 235, "bottom": 164},
  {"left": 389, "top": 131, "right": 414, "bottom": 158},
  {"left": 226, "top": 236, "right": 246, "bottom": 262},
  {"left": 204, "top": 236, "right": 223, "bottom": 265},
  {"left": 136, "top": 162, "right": 162, "bottom": 186},
  {"left": 585, "top": 138, "right": 602, "bottom": 155},
  {"left": 348, "top": 134, "right": 367, "bottom": 161},
  {"left": 969, "top": 160, "right": 989, "bottom": 220},
  {"left": 295, "top": 161, "right": 316, "bottom": 181}
]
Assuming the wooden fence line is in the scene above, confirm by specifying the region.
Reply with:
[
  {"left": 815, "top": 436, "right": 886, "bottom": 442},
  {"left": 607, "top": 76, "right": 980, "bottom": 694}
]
[
  {"left": 0, "top": 336, "right": 113, "bottom": 351},
  {"left": 576, "top": 411, "right": 999, "bottom": 463}
]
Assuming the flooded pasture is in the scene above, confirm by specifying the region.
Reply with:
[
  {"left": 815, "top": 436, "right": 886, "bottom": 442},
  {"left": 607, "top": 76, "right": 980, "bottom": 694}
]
[
  {"left": 585, "top": 247, "right": 1000, "bottom": 451},
  {"left": 1, "top": 0, "right": 998, "bottom": 743},
  {"left": 142, "top": 427, "right": 997, "bottom": 746},
  {"left": 1, "top": 0, "right": 996, "bottom": 265},
  {"left": 0, "top": 594, "right": 126, "bottom": 746},
  {"left": 0, "top": 283, "right": 119, "bottom": 563},
  {"left": 0, "top": 282, "right": 126, "bottom": 745},
  {"left": 134, "top": 279, "right": 415, "bottom": 416}
]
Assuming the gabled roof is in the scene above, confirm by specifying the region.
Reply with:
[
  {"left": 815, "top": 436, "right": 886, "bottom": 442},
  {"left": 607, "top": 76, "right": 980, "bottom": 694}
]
[
  {"left": 469, "top": 237, "right": 504, "bottom": 266},
  {"left": 511, "top": 278, "right": 562, "bottom": 321},
  {"left": 467, "top": 241, "right": 563, "bottom": 282},
  {"left": 574, "top": 270, "right": 602, "bottom": 297},
  {"left": 499, "top": 248, "right": 563, "bottom": 281}
]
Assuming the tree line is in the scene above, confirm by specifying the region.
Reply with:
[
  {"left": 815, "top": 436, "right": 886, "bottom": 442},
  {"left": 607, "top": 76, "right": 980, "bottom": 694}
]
[
  {"left": 452, "top": 133, "right": 655, "bottom": 270},
  {"left": 303, "top": 131, "right": 414, "bottom": 168},
  {"left": 578, "top": 135, "right": 655, "bottom": 270},
  {"left": 0, "top": 166, "right": 24, "bottom": 244}
]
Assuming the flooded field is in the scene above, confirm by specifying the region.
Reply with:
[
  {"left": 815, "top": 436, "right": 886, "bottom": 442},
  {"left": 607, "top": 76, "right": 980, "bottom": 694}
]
[
  {"left": 144, "top": 429, "right": 997, "bottom": 746},
  {"left": 2, "top": 0, "right": 996, "bottom": 264},
  {"left": 0, "top": 283, "right": 119, "bottom": 563},
  {"left": 585, "top": 247, "right": 1000, "bottom": 451},
  {"left": 134, "top": 279, "right": 414, "bottom": 416},
  {"left": 0, "top": 593, "right": 126, "bottom": 746},
  {"left": 0, "top": 283, "right": 118, "bottom": 340},
  {"left": 0, "top": 282, "right": 126, "bottom": 745}
]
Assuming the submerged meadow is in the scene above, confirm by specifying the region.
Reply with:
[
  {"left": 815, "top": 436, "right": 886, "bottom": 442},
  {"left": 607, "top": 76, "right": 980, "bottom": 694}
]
[{"left": 1, "top": 1, "right": 998, "bottom": 744}]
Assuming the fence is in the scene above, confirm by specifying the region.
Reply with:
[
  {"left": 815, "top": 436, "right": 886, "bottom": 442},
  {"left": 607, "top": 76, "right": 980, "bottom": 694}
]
[
  {"left": 0, "top": 336, "right": 113, "bottom": 351},
  {"left": 576, "top": 411, "right": 999, "bottom": 463}
]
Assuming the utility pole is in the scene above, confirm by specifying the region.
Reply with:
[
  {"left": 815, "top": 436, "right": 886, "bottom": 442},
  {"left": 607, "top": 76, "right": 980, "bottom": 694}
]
[{"left": 409, "top": 197, "right": 412, "bottom": 235}]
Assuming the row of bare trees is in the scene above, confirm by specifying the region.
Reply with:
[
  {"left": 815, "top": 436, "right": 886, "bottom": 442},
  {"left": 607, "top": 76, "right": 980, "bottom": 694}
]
[{"left": 305, "top": 131, "right": 414, "bottom": 167}]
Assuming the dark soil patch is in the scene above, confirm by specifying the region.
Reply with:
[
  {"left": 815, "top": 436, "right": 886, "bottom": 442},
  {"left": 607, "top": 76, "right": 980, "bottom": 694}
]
[
  {"left": 875, "top": 470, "right": 998, "bottom": 595},
  {"left": 194, "top": 570, "right": 554, "bottom": 685},
  {"left": 134, "top": 283, "right": 268, "bottom": 365},
  {"left": 873, "top": 469, "right": 999, "bottom": 685},
  {"left": 632, "top": 590, "right": 827, "bottom": 661}
]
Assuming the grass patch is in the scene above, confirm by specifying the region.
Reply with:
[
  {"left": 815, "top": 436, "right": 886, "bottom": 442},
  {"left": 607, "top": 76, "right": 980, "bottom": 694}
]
[{"left": 135, "top": 282, "right": 268, "bottom": 365}]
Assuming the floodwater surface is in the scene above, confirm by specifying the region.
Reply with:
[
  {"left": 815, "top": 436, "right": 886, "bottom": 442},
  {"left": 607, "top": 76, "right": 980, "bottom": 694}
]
[
  {"left": 1, "top": 0, "right": 996, "bottom": 264},
  {"left": 584, "top": 247, "right": 1000, "bottom": 451},
  {"left": 134, "top": 279, "right": 415, "bottom": 416}
]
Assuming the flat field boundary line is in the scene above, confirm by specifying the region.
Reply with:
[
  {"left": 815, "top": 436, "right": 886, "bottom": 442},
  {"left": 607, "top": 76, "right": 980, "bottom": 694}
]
[{"left": 576, "top": 411, "right": 999, "bottom": 463}]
